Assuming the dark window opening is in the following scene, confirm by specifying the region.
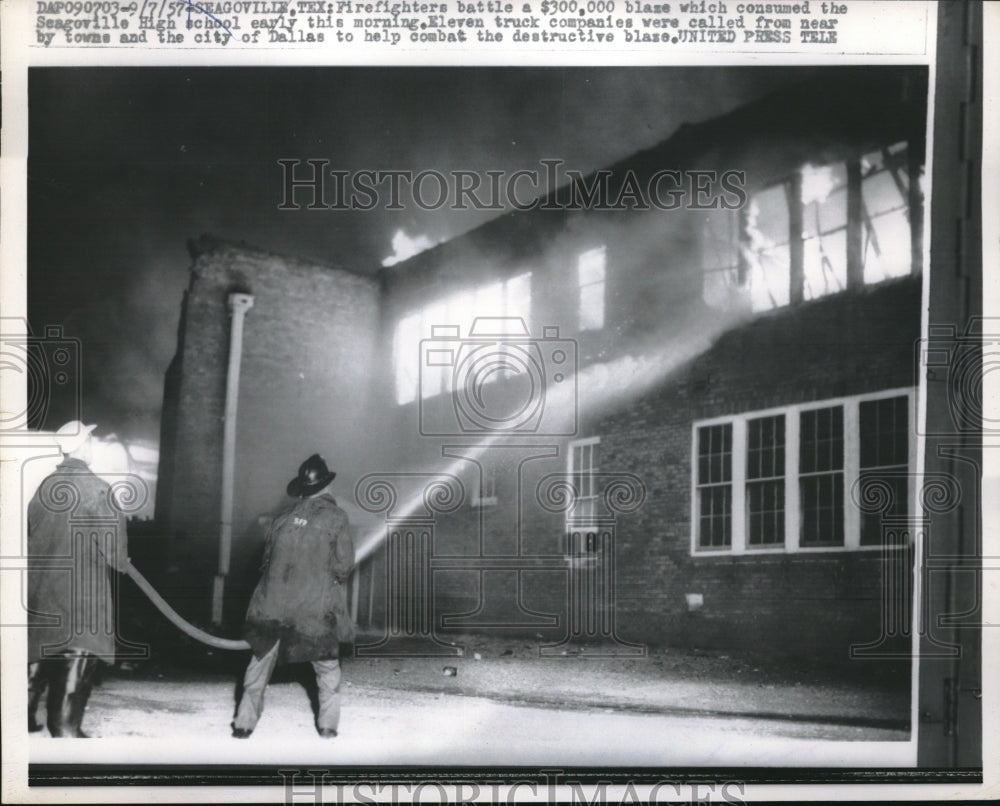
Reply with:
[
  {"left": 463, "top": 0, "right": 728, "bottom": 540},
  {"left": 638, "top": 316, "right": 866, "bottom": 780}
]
[
  {"left": 800, "top": 406, "right": 845, "bottom": 547},
  {"left": 697, "top": 423, "right": 733, "bottom": 549},
  {"left": 859, "top": 395, "right": 910, "bottom": 546},
  {"left": 747, "top": 414, "right": 785, "bottom": 547}
]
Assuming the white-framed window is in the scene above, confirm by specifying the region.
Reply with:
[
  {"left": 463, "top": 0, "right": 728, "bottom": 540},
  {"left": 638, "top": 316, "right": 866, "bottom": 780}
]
[
  {"left": 746, "top": 414, "right": 786, "bottom": 548},
  {"left": 471, "top": 462, "right": 497, "bottom": 508},
  {"left": 567, "top": 436, "right": 600, "bottom": 554},
  {"left": 695, "top": 423, "right": 732, "bottom": 549},
  {"left": 393, "top": 272, "right": 532, "bottom": 405},
  {"left": 701, "top": 140, "right": 918, "bottom": 313},
  {"left": 859, "top": 394, "right": 910, "bottom": 546},
  {"left": 577, "top": 246, "right": 606, "bottom": 331},
  {"left": 691, "top": 388, "right": 915, "bottom": 555},
  {"left": 798, "top": 405, "right": 845, "bottom": 547}
]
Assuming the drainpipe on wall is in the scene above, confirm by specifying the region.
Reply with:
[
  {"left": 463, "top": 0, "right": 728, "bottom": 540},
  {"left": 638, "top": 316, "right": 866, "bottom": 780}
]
[{"left": 212, "top": 292, "right": 255, "bottom": 626}]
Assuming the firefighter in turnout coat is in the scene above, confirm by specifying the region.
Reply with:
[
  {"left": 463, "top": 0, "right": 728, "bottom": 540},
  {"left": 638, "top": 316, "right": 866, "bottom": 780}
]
[
  {"left": 27, "top": 421, "right": 130, "bottom": 737},
  {"left": 233, "top": 454, "right": 355, "bottom": 738}
]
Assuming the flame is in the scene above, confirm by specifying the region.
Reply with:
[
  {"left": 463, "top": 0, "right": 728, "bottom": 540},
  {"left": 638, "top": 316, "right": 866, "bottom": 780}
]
[
  {"left": 382, "top": 229, "right": 438, "bottom": 267},
  {"left": 800, "top": 163, "right": 838, "bottom": 206}
]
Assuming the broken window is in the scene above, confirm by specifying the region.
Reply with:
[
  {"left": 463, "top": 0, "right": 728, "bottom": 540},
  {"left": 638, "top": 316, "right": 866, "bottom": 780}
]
[
  {"left": 577, "top": 246, "right": 606, "bottom": 331},
  {"left": 747, "top": 184, "right": 792, "bottom": 311},
  {"left": 702, "top": 141, "right": 917, "bottom": 312},
  {"left": 801, "top": 162, "right": 848, "bottom": 301},
  {"left": 860, "top": 143, "right": 914, "bottom": 284},
  {"left": 700, "top": 208, "right": 746, "bottom": 310}
]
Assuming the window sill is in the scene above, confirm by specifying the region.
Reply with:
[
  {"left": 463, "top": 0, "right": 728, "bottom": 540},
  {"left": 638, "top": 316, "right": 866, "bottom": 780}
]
[{"left": 691, "top": 543, "right": 912, "bottom": 557}]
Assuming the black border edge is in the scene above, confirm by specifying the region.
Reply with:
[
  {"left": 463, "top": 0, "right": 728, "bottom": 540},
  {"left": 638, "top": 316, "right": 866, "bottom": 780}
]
[{"left": 28, "top": 765, "right": 984, "bottom": 787}]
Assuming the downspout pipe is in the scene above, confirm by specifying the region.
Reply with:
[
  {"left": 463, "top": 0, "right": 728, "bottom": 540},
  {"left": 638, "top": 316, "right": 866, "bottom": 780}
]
[{"left": 212, "top": 292, "right": 254, "bottom": 626}]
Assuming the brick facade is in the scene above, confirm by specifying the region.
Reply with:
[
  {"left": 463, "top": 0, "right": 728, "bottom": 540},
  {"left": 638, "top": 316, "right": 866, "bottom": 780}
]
[
  {"left": 157, "top": 236, "right": 380, "bottom": 600},
  {"left": 158, "top": 69, "right": 926, "bottom": 661},
  {"left": 597, "top": 276, "right": 921, "bottom": 658}
]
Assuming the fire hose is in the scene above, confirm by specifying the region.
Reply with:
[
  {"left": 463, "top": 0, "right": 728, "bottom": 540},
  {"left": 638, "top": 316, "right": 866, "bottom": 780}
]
[{"left": 125, "top": 562, "right": 251, "bottom": 651}]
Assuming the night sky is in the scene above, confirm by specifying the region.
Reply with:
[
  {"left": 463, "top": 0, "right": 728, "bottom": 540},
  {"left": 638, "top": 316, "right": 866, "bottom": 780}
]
[{"left": 28, "top": 66, "right": 814, "bottom": 446}]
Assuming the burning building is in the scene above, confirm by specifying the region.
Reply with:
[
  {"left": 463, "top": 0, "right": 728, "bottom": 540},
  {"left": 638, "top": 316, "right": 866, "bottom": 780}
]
[{"left": 157, "top": 66, "right": 927, "bottom": 664}]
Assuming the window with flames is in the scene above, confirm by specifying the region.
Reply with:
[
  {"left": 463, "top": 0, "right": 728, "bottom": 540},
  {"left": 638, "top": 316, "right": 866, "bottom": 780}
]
[
  {"left": 393, "top": 272, "right": 532, "bottom": 405},
  {"left": 700, "top": 141, "right": 920, "bottom": 312}
]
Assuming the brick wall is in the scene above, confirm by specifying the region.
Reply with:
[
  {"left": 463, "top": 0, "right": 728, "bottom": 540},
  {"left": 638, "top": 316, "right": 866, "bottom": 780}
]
[
  {"left": 157, "top": 237, "right": 380, "bottom": 607},
  {"left": 371, "top": 183, "right": 922, "bottom": 662},
  {"left": 594, "top": 275, "right": 922, "bottom": 661},
  {"left": 156, "top": 68, "right": 926, "bottom": 652},
  {"left": 371, "top": 227, "right": 921, "bottom": 662}
]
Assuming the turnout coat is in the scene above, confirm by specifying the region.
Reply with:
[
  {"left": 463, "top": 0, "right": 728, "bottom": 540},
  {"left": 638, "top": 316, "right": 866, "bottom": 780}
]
[
  {"left": 27, "top": 458, "right": 129, "bottom": 664},
  {"left": 243, "top": 493, "right": 356, "bottom": 664}
]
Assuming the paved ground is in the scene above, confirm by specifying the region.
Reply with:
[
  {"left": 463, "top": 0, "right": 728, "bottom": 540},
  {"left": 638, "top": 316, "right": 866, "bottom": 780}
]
[
  {"left": 27, "top": 632, "right": 913, "bottom": 766},
  {"left": 342, "top": 633, "right": 911, "bottom": 731},
  {"left": 30, "top": 676, "right": 910, "bottom": 765}
]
